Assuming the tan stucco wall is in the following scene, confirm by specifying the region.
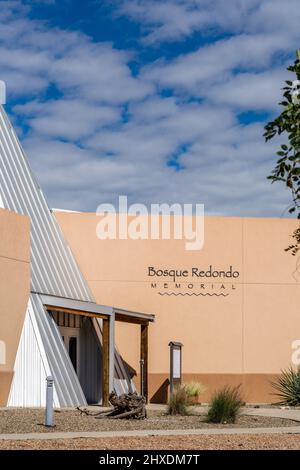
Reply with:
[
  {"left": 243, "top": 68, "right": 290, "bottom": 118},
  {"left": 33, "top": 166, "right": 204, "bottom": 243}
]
[
  {"left": 0, "top": 208, "right": 30, "bottom": 405},
  {"left": 56, "top": 212, "right": 300, "bottom": 403}
]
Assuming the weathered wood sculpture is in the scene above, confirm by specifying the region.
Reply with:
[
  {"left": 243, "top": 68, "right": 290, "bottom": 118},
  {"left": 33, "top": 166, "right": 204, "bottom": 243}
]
[
  {"left": 78, "top": 391, "right": 147, "bottom": 420},
  {"left": 107, "top": 391, "right": 147, "bottom": 419}
]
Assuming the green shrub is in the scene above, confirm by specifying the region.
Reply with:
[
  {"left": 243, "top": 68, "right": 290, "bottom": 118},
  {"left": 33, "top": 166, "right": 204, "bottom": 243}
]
[
  {"left": 271, "top": 367, "right": 300, "bottom": 406},
  {"left": 207, "top": 385, "right": 243, "bottom": 424},
  {"left": 167, "top": 385, "right": 190, "bottom": 415},
  {"left": 184, "top": 382, "right": 205, "bottom": 399}
]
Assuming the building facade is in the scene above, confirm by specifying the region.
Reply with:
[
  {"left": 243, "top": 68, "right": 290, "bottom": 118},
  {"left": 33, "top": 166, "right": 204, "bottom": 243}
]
[{"left": 56, "top": 212, "right": 300, "bottom": 403}]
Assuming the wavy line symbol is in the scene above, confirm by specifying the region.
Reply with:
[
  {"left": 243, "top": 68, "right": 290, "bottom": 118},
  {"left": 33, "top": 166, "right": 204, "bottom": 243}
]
[{"left": 158, "top": 292, "right": 229, "bottom": 297}]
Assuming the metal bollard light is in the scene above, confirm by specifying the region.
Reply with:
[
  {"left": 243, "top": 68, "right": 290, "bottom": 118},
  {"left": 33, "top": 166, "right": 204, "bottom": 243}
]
[{"left": 45, "top": 376, "right": 54, "bottom": 427}]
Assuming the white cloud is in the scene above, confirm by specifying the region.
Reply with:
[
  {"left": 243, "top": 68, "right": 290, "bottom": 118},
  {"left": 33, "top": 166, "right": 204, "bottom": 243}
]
[
  {"left": 50, "top": 43, "right": 153, "bottom": 104},
  {"left": 206, "top": 69, "right": 287, "bottom": 110},
  {"left": 15, "top": 99, "right": 121, "bottom": 139},
  {"left": 0, "top": 6, "right": 152, "bottom": 103},
  {"left": 142, "top": 33, "right": 295, "bottom": 93},
  {"left": 118, "top": 0, "right": 300, "bottom": 44},
  {"left": 0, "top": 0, "right": 297, "bottom": 218}
]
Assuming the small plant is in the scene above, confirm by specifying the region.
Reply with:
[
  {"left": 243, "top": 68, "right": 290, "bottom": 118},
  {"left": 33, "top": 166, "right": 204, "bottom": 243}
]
[
  {"left": 167, "top": 385, "right": 190, "bottom": 415},
  {"left": 184, "top": 382, "right": 205, "bottom": 403},
  {"left": 207, "top": 385, "right": 243, "bottom": 424},
  {"left": 271, "top": 367, "right": 300, "bottom": 406},
  {"left": 185, "top": 381, "right": 204, "bottom": 397}
]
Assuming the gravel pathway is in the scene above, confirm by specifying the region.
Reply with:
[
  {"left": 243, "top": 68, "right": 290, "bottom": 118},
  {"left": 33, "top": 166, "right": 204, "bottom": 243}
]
[
  {"left": 1, "top": 434, "right": 300, "bottom": 450},
  {"left": 0, "top": 409, "right": 299, "bottom": 434}
]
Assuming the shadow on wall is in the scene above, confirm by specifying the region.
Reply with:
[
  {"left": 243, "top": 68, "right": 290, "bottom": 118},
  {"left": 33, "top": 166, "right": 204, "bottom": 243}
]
[
  {"left": 116, "top": 356, "right": 171, "bottom": 402},
  {"left": 150, "top": 379, "right": 170, "bottom": 404}
]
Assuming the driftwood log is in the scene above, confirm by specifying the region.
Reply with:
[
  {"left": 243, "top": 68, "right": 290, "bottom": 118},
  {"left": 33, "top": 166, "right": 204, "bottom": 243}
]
[
  {"left": 107, "top": 391, "right": 147, "bottom": 419},
  {"left": 77, "top": 391, "right": 147, "bottom": 420}
]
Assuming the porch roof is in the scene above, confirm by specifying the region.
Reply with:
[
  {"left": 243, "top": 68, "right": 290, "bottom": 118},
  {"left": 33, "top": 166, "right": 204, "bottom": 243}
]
[{"left": 41, "top": 294, "right": 155, "bottom": 325}]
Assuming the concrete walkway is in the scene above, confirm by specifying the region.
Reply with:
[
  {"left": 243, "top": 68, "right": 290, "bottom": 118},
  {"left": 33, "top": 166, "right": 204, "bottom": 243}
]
[
  {"left": 1, "top": 426, "right": 300, "bottom": 441},
  {"left": 1, "top": 407, "right": 300, "bottom": 441},
  {"left": 243, "top": 407, "right": 300, "bottom": 421}
]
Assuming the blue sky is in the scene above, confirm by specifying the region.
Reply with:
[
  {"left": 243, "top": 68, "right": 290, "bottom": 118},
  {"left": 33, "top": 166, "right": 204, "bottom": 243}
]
[{"left": 1, "top": 0, "right": 299, "bottom": 215}]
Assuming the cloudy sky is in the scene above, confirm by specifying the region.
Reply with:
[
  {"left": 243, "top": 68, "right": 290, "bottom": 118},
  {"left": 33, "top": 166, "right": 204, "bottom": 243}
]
[{"left": 1, "top": 0, "right": 299, "bottom": 215}]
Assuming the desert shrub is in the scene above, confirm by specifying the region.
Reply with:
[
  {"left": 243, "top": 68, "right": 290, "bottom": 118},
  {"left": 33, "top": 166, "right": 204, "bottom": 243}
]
[
  {"left": 184, "top": 382, "right": 205, "bottom": 403},
  {"left": 167, "top": 385, "right": 190, "bottom": 415},
  {"left": 207, "top": 385, "right": 243, "bottom": 424},
  {"left": 271, "top": 367, "right": 300, "bottom": 406}
]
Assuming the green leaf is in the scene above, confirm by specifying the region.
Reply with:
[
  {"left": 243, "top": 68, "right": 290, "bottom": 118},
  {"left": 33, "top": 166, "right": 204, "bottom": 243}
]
[{"left": 265, "top": 51, "right": 300, "bottom": 223}]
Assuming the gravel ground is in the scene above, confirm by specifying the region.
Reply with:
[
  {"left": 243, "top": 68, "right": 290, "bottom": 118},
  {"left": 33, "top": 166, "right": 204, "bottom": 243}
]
[
  {"left": 1, "top": 434, "right": 300, "bottom": 450},
  {"left": 0, "top": 409, "right": 299, "bottom": 434}
]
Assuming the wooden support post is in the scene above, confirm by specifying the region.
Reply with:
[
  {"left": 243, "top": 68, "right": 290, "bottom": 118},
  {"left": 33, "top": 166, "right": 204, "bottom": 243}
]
[
  {"left": 102, "top": 318, "right": 110, "bottom": 407},
  {"left": 140, "top": 323, "right": 148, "bottom": 402}
]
